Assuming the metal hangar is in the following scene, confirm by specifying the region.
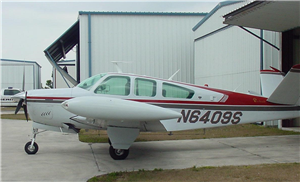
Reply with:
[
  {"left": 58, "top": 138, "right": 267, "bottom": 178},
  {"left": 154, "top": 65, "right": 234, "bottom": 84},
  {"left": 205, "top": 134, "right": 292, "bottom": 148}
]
[
  {"left": 1, "top": 59, "right": 42, "bottom": 90},
  {"left": 44, "top": 11, "right": 207, "bottom": 88}
]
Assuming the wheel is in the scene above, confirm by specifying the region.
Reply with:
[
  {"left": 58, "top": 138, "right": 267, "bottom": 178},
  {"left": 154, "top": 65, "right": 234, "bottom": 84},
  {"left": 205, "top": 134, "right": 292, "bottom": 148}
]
[
  {"left": 24, "top": 141, "right": 39, "bottom": 155},
  {"left": 109, "top": 146, "right": 129, "bottom": 160}
]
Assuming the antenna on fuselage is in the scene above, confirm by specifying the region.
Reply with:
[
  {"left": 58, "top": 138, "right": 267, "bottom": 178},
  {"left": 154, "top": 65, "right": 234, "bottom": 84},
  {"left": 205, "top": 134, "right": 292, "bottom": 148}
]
[
  {"left": 111, "top": 61, "right": 132, "bottom": 73},
  {"left": 168, "top": 69, "right": 180, "bottom": 80},
  {"left": 233, "top": 83, "right": 242, "bottom": 92}
]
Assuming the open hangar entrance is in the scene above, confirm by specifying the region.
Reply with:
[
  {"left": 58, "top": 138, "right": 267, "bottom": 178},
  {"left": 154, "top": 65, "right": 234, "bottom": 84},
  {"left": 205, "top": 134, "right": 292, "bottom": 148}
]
[
  {"left": 281, "top": 28, "right": 300, "bottom": 127},
  {"left": 224, "top": 1, "right": 300, "bottom": 127}
]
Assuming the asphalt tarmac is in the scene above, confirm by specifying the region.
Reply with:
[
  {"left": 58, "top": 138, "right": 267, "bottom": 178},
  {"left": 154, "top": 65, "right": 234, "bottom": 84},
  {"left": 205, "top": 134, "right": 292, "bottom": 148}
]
[{"left": 2, "top": 119, "right": 300, "bottom": 182}]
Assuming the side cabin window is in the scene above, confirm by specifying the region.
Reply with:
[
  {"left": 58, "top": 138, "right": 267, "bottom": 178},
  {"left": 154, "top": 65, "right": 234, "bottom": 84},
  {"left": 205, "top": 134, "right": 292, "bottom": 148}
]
[
  {"left": 162, "top": 83, "right": 194, "bottom": 99},
  {"left": 134, "top": 78, "right": 156, "bottom": 97},
  {"left": 94, "top": 76, "right": 130, "bottom": 96}
]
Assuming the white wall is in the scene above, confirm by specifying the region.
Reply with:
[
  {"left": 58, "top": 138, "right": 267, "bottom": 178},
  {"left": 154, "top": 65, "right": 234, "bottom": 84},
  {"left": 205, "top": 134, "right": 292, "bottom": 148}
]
[
  {"left": 194, "top": 26, "right": 261, "bottom": 93},
  {"left": 193, "top": 1, "right": 280, "bottom": 94},
  {"left": 79, "top": 13, "right": 205, "bottom": 83},
  {"left": 53, "top": 64, "right": 76, "bottom": 88},
  {"left": 262, "top": 30, "right": 281, "bottom": 70},
  {"left": 1, "top": 60, "right": 41, "bottom": 90}
]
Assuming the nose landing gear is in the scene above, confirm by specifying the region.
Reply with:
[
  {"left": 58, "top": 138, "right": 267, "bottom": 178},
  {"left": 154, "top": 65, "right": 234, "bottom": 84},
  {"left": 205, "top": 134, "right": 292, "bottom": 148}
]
[{"left": 24, "top": 128, "right": 39, "bottom": 155}]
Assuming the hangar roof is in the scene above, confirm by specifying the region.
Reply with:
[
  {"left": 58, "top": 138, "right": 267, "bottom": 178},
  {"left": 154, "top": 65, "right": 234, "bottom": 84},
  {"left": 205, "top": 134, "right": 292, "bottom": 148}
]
[
  {"left": 44, "top": 21, "right": 79, "bottom": 86},
  {"left": 44, "top": 21, "right": 79, "bottom": 63},
  {"left": 223, "top": 1, "right": 300, "bottom": 32},
  {"left": 192, "top": 1, "right": 241, "bottom": 31},
  {"left": 79, "top": 11, "right": 207, "bottom": 16},
  {"left": 1, "top": 59, "right": 42, "bottom": 68}
]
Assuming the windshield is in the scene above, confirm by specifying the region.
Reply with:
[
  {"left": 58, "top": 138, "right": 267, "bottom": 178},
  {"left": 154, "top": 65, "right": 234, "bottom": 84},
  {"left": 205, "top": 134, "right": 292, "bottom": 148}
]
[{"left": 77, "top": 74, "right": 106, "bottom": 90}]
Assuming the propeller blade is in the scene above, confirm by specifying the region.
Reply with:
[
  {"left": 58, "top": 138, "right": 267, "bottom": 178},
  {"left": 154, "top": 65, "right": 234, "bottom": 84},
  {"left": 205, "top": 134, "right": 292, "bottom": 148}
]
[
  {"left": 24, "top": 91, "right": 28, "bottom": 122},
  {"left": 25, "top": 91, "right": 27, "bottom": 104},
  {"left": 15, "top": 99, "right": 24, "bottom": 114},
  {"left": 23, "top": 104, "right": 28, "bottom": 122}
]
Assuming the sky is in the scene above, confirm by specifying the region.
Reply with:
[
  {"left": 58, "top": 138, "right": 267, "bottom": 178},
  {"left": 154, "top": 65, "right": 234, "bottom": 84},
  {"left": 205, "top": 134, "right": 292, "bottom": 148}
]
[{"left": 1, "top": 0, "right": 221, "bottom": 87}]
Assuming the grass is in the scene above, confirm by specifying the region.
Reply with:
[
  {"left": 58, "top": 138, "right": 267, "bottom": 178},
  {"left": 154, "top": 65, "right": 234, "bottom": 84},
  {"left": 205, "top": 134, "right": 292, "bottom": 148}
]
[
  {"left": 0, "top": 107, "right": 17, "bottom": 111},
  {"left": 79, "top": 124, "right": 299, "bottom": 143},
  {"left": 88, "top": 163, "right": 300, "bottom": 182},
  {"left": 1, "top": 107, "right": 31, "bottom": 120},
  {"left": 1, "top": 114, "right": 30, "bottom": 120}
]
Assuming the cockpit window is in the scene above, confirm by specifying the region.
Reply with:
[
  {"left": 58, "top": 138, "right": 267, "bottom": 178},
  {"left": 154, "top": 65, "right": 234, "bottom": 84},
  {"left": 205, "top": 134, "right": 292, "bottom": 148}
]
[
  {"left": 134, "top": 78, "right": 156, "bottom": 97},
  {"left": 162, "top": 83, "right": 194, "bottom": 99},
  {"left": 94, "top": 76, "right": 130, "bottom": 96},
  {"left": 77, "top": 74, "right": 106, "bottom": 90}
]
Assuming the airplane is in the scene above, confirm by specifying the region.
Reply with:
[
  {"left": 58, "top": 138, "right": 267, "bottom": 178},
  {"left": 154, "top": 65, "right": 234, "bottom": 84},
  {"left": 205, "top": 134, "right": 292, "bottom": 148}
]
[{"left": 13, "top": 64, "right": 300, "bottom": 160}]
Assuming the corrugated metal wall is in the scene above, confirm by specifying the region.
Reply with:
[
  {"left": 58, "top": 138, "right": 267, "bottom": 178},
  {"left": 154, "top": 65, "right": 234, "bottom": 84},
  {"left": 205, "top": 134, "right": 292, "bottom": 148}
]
[
  {"left": 194, "top": 26, "right": 261, "bottom": 93},
  {"left": 193, "top": 1, "right": 280, "bottom": 95},
  {"left": 1, "top": 60, "right": 41, "bottom": 90},
  {"left": 53, "top": 61, "right": 76, "bottom": 88},
  {"left": 79, "top": 13, "right": 204, "bottom": 83},
  {"left": 262, "top": 30, "right": 281, "bottom": 69}
]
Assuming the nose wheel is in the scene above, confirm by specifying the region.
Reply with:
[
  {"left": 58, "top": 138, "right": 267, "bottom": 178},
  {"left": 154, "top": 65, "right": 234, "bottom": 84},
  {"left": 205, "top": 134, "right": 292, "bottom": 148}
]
[
  {"left": 25, "top": 141, "right": 39, "bottom": 154},
  {"left": 25, "top": 128, "right": 39, "bottom": 155}
]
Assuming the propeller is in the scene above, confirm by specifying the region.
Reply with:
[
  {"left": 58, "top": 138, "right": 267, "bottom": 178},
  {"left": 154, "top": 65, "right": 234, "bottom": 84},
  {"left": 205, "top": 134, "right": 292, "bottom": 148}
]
[
  {"left": 15, "top": 91, "right": 28, "bottom": 121},
  {"left": 15, "top": 63, "right": 29, "bottom": 121}
]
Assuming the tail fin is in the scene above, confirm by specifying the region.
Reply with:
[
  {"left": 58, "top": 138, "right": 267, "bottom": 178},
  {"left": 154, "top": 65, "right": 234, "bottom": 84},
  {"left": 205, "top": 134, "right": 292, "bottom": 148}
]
[
  {"left": 267, "top": 64, "right": 300, "bottom": 105},
  {"left": 260, "top": 66, "right": 285, "bottom": 97}
]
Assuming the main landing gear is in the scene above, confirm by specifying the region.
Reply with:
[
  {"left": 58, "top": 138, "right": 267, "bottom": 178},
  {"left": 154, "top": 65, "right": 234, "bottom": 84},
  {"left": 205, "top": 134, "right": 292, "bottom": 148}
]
[
  {"left": 108, "top": 138, "right": 129, "bottom": 160},
  {"left": 24, "top": 128, "right": 39, "bottom": 155},
  {"left": 23, "top": 130, "right": 130, "bottom": 160}
]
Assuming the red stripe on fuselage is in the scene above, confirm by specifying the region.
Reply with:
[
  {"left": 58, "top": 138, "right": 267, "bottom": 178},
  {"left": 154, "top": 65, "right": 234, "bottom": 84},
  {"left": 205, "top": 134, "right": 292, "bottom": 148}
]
[
  {"left": 27, "top": 93, "right": 278, "bottom": 106},
  {"left": 129, "top": 98, "right": 277, "bottom": 106},
  {"left": 27, "top": 96, "right": 73, "bottom": 100}
]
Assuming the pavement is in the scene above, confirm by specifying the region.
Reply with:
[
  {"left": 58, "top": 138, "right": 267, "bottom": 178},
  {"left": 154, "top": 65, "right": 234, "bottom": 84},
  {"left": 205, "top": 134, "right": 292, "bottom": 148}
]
[{"left": 1, "top": 119, "right": 300, "bottom": 182}]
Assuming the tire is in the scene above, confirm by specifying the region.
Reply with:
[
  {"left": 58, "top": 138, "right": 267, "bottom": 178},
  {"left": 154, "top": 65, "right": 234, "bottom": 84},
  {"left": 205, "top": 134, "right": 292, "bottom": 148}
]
[
  {"left": 109, "top": 146, "right": 129, "bottom": 160},
  {"left": 24, "top": 141, "right": 39, "bottom": 155}
]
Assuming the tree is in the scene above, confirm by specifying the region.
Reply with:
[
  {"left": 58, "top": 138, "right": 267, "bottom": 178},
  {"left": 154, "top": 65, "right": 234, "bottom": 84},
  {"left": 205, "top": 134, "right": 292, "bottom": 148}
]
[{"left": 45, "top": 80, "right": 53, "bottom": 89}]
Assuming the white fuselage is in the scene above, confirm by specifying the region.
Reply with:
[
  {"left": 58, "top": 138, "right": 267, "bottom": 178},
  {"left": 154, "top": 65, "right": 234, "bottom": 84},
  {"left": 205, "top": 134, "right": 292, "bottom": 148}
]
[{"left": 25, "top": 73, "right": 300, "bottom": 133}]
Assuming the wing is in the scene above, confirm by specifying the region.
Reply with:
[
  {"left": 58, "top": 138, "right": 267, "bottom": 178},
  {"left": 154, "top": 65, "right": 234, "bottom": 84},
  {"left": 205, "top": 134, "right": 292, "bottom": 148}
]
[{"left": 61, "top": 96, "right": 181, "bottom": 149}]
